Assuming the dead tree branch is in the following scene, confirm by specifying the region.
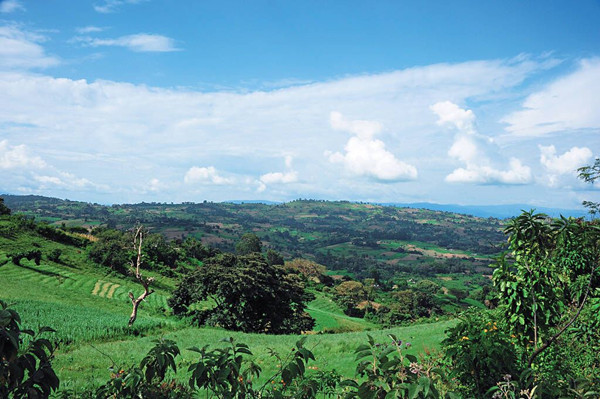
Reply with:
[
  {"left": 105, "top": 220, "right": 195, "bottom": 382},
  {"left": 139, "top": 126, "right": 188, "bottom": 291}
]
[{"left": 128, "top": 225, "right": 154, "bottom": 327}]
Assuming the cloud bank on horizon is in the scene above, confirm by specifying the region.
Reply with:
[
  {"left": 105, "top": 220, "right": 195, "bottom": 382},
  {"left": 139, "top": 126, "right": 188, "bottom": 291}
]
[{"left": 0, "top": 0, "right": 598, "bottom": 209}]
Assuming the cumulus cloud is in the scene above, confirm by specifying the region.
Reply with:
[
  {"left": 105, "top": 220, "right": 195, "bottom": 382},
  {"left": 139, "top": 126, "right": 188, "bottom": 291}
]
[
  {"left": 0, "top": 0, "right": 24, "bottom": 13},
  {"left": 33, "top": 172, "right": 96, "bottom": 190},
  {"left": 0, "top": 140, "right": 46, "bottom": 169},
  {"left": 74, "top": 33, "right": 179, "bottom": 52},
  {"left": 184, "top": 166, "right": 233, "bottom": 185},
  {"left": 257, "top": 156, "right": 299, "bottom": 192},
  {"left": 0, "top": 55, "right": 572, "bottom": 203},
  {"left": 0, "top": 140, "right": 106, "bottom": 192},
  {"left": 503, "top": 58, "right": 600, "bottom": 136},
  {"left": 430, "top": 101, "right": 476, "bottom": 134},
  {"left": 540, "top": 145, "right": 593, "bottom": 175},
  {"left": 326, "top": 112, "right": 417, "bottom": 182},
  {"left": 446, "top": 158, "right": 532, "bottom": 184},
  {"left": 0, "top": 25, "right": 60, "bottom": 69},
  {"left": 432, "top": 102, "right": 532, "bottom": 184},
  {"left": 260, "top": 171, "right": 298, "bottom": 184}
]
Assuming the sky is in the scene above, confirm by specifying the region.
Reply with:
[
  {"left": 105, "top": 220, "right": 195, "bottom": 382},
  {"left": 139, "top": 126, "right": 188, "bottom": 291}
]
[{"left": 0, "top": 0, "right": 599, "bottom": 208}]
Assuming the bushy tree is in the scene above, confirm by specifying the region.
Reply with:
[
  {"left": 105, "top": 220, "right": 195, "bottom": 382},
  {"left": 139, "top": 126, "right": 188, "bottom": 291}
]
[
  {"left": 87, "top": 228, "right": 130, "bottom": 274},
  {"left": 265, "top": 248, "right": 284, "bottom": 266},
  {"left": 285, "top": 258, "right": 327, "bottom": 282},
  {"left": 0, "top": 197, "right": 11, "bottom": 216},
  {"left": 235, "top": 233, "right": 262, "bottom": 255},
  {"left": 334, "top": 281, "right": 367, "bottom": 317},
  {"left": 169, "top": 253, "right": 315, "bottom": 334}
]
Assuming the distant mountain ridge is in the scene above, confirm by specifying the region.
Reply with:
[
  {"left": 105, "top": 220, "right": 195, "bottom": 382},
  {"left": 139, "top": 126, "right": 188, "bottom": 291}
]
[
  {"left": 382, "top": 202, "right": 588, "bottom": 219},
  {"left": 1, "top": 193, "right": 587, "bottom": 219}
]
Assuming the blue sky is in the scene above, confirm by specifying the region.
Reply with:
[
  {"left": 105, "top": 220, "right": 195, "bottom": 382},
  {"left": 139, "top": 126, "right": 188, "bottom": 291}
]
[{"left": 0, "top": 0, "right": 599, "bottom": 208}]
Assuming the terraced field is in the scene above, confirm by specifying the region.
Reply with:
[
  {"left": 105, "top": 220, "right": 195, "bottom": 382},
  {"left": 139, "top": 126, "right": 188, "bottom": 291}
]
[{"left": 1, "top": 254, "right": 453, "bottom": 392}]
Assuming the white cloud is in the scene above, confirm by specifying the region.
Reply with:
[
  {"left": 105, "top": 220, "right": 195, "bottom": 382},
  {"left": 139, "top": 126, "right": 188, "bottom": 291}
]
[
  {"left": 76, "top": 26, "right": 106, "bottom": 34},
  {"left": 148, "top": 178, "right": 162, "bottom": 192},
  {"left": 0, "top": 140, "right": 46, "bottom": 169},
  {"left": 432, "top": 102, "right": 532, "bottom": 185},
  {"left": 430, "top": 101, "right": 476, "bottom": 134},
  {"left": 446, "top": 158, "right": 532, "bottom": 184},
  {"left": 33, "top": 172, "right": 96, "bottom": 190},
  {"left": 0, "top": 25, "right": 60, "bottom": 69},
  {"left": 93, "top": 0, "right": 146, "bottom": 13},
  {"left": 0, "top": 55, "right": 584, "bottom": 205},
  {"left": 503, "top": 58, "right": 600, "bottom": 136},
  {"left": 75, "top": 33, "right": 179, "bottom": 52},
  {"left": 327, "top": 112, "right": 418, "bottom": 182},
  {"left": 0, "top": 0, "right": 25, "bottom": 13},
  {"left": 0, "top": 140, "right": 106, "bottom": 192},
  {"left": 260, "top": 171, "right": 298, "bottom": 185},
  {"left": 539, "top": 145, "right": 593, "bottom": 187},
  {"left": 184, "top": 167, "right": 233, "bottom": 185}
]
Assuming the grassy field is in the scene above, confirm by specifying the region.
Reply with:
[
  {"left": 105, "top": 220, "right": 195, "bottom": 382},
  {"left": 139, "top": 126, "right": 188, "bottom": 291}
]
[
  {"left": 0, "top": 251, "right": 454, "bottom": 394},
  {"left": 0, "top": 210, "right": 462, "bottom": 395}
]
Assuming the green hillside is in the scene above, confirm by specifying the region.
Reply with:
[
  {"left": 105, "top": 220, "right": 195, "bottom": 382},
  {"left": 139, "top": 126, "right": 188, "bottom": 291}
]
[
  {"left": 0, "top": 215, "right": 452, "bottom": 393},
  {"left": 3, "top": 195, "right": 504, "bottom": 282}
]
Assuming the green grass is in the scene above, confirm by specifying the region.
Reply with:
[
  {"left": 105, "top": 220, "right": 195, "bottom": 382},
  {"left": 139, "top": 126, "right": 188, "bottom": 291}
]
[
  {"left": 0, "top": 254, "right": 456, "bottom": 393},
  {"left": 11, "top": 299, "right": 176, "bottom": 346},
  {"left": 0, "top": 216, "right": 459, "bottom": 395},
  {"left": 307, "top": 293, "right": 377, "bottom": 332},
  {"left": 54, "top": 320, "right": 455, "bottom": 392}
]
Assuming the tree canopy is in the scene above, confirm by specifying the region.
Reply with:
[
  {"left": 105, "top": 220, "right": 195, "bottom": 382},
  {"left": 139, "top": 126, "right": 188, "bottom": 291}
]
[
  {"left": 235, "top": 232, "right": 262, "bottom": 255},
  {"left": 0, "top": 197, "right": 10, "bottom": 215},
  {"left": 169, "top": 253, "right": 315, "bottom": 334}
]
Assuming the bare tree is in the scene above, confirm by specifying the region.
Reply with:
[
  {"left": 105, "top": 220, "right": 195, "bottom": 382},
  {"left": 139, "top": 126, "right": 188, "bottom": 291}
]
[{"left": 128, "top": 225, "right": 154, "bottom": 327}]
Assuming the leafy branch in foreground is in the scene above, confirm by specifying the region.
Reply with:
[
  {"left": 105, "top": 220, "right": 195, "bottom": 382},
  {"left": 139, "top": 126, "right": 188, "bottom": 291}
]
[{"left": 0, "top": 300, "right": 59, "bottom": 398}]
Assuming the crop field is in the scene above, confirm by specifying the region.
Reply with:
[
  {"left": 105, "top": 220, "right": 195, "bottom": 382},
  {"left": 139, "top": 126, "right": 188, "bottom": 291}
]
[{"left": 1, "top": 249, "right": 453, "bottom": 393}]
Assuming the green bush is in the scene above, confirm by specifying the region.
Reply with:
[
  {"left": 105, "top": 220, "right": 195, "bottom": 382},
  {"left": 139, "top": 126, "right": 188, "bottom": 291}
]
[
  {"left": 0, "top": 299, "right": 59, "bottom": 398},
  {"left": 442, "top": 309, "right": 523, "bottom": 397}
]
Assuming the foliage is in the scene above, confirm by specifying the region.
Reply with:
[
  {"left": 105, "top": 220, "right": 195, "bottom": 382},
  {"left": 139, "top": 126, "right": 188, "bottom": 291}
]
[
  {"left": 235, "top": 232, "right": 262, "bottom": 255},
  {"left": 95, "top": 338, "right": 193, "bottom": 398},
  {"left": 10, "top": 249, "right": 42, "bottom": 266},
  {"left": 87, "top": 229, "right": 130, "bottom": 274},
  {"left": 285, "top": 258, "right": 328, "bottom": 282},
  {"left": 493, "top": 210, "right": 600, "bottom": 366},
  {"left": 5, "top": 195, "right": 504, "bottom": 282},
  {"left": 36, "top": 224, "right": 87, "bottom": 247},
  {"left": 334, "top": 281, "right": 368, "bottom": 317},
  {"left": 180, "top": 236, "right": 214, "bottom": 261},
  {"left": 0, "top": 299, "right": 59, "bottom": 398},
  {"left": 169, "top": 253, "right": 315, "bottom": 334},
  {"left": 341, "top": 334, "right": 455, "bottom": 399},
  {"left": 0, "top": 197, "right": 11, "bottom": 216},
  {"left": 47, "top": 248, "right": 62, "bottom": 263},
  {"left": 442, "top": 309, "right": 523, "bottom": 397},
  {"left": 266, "top": 249, "right": 285, "bottom": 266}
]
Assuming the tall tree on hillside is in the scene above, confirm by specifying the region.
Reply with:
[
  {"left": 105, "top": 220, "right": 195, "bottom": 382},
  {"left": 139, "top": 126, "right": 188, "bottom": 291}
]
[
  {"left": 128, "top": 225, "right": 155, "bottom": 327},
  {"left": 0, "top": 197, "right": 10, "bottom": 215},
  {"left": 235, "top": 232, "right": 262, "bottom": 255}
]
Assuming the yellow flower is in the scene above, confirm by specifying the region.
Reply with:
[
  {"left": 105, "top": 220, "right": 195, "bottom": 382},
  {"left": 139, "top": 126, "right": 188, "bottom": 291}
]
[
  {"left": 461, "top": 336, "right": 469, "bottom": 340},
  {"left": 484, "top": 329, "right": 488, "bottom": 333}
]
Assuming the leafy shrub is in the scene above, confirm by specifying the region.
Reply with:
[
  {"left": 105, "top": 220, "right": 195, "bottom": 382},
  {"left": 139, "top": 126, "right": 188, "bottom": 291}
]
[
  {"left": 341, "top": 334, "right": 455, "bottom": 399},
  {"left": 95, "top": 338, "right": 193, "bottom": 399},
  {"left": 0, "top": 299, "right": 59, "bottom": 398},
  {"left": 47, "top": 248, "right": 62, "bottom": 263},
  {"left": 442, "top": 309, "right": 523, "bottom": 397}
]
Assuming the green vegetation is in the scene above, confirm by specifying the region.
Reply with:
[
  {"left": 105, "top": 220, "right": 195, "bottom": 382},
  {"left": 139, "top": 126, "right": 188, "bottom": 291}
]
[
  {"left": 3, "top": 196, "right": 502, "bottom": 283},
  {"left": 1, "top": 156, "right": 599, "bottom": 399}
]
